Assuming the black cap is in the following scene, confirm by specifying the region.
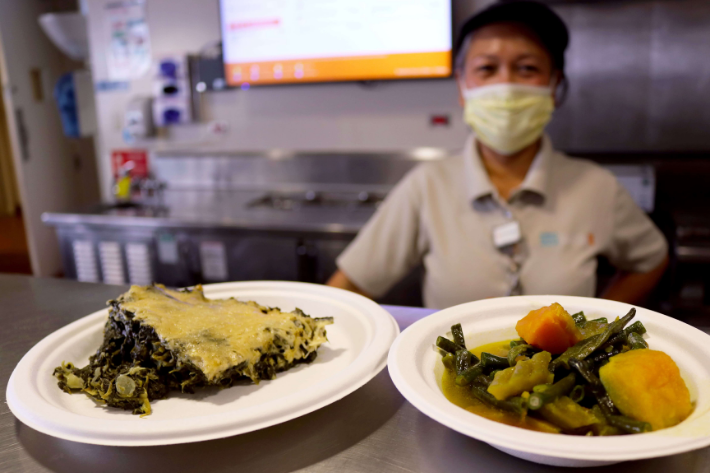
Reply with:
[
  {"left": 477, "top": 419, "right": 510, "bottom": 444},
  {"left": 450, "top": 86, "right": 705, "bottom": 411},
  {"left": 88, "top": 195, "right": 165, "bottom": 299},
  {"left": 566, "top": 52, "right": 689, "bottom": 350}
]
[{"left": 455, "top": 1, "right": 569, "bottom": 73}]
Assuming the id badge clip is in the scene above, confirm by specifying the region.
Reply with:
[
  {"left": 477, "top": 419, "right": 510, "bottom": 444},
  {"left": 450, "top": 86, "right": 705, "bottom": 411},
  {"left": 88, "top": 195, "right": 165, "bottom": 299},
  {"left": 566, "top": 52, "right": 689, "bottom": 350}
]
[{"left": 493, "top": 221, "right": 522, "bottom": 249}]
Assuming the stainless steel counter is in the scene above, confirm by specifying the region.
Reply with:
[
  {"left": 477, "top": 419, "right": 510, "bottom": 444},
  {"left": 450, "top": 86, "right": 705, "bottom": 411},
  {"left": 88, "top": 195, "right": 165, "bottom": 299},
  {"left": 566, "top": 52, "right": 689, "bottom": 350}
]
[
  {"left": 1, "top": 274, "right": 709, "bottom": 473},
  {"left": 42, "top": 190, "right": 377, "bottom": 235}
]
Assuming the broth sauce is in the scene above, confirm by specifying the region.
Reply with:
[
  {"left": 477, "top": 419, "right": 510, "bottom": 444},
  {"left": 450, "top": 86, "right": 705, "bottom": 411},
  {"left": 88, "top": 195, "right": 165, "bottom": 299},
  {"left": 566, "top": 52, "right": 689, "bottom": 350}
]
[{"left": 441, "top": 340, "right": 560, "bottom": 434}]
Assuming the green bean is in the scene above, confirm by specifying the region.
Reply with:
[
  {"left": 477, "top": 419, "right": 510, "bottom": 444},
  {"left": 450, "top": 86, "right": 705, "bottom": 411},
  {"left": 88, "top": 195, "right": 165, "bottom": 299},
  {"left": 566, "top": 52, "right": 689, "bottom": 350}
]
[
  {"left": 628, "top": 332, "right": 648, "bottom": 350},
  {"left": 480, "top": 352, "right": 509, "bottom": 371},
  {"left": 569, "top": 385, "right": 585, "bottom": 403},
  {"left": 567, "top": 422, "right": 622, "bottom": 437},
  {"left": 551, "top": 309, "right": 636, "bottom": 370},
  {"left": 442, "top": 353, "right": 455, "bottom": 370},
  {"left": 455, "top": 364, "right": 485, "bottom": 386},
  {"left": 569, "top": 359, "right": 618, "bottom": 417},
  {"left": 602, "top": 321, "right": 648, "bottom": 350},
  {"left": 607, "top": 415, "right": 652, "bottom": 434},
  {"left": 592, "top": 348, "right": 622, "bottom": 363},
  {"left": 625, "top": 321, "right": 647, "bottom": 336},
  {"left": 509, "top": 339, "right": 526, "bottom": 348},
  {"left": 589, "top": 317, "right": 608, "bottom": 324},
  {"left": 470, "top": 385, "right": 527, "bottom": 415},
  {"left": 569, "top": 359, "right": 600, "bottom": 388},
  {"left": 528, "top": 373, "right": 576, "bottom": 410},
  {"left": 451, "top": 323, "right": 466, "bottom": 349},
  {"left": 472, "top": 374, "right": 492, "bottom": 389},
  {"left": 455, "top": 349, "right": 473, "bottom": 375},
  {"left": 571, "top": 311, "right": 587, "bottom": 327},
  {"left": 436, "top": 336, "right": 461, "bottom": 354},
  {"left": 508, "top": 344, "right": 533, "bottom": 366},
  {"left": 600, "top": 333, "right": 627, "bottom": 350}
]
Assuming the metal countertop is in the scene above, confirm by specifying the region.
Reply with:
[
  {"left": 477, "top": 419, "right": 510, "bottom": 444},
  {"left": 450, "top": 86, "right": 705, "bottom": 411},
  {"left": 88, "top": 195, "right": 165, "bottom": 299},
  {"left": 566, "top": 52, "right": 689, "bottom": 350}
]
[
  {"left": 42, "top": 190, "right": 377, "bottom": 235},
  {"left": 1, "top": 274, "right": 709, "bottom": 473}
]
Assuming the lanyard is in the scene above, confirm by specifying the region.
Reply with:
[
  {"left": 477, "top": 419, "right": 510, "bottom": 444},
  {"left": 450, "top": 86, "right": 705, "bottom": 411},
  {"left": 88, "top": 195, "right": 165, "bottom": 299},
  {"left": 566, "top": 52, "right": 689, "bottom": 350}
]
[
  {"left": 500, "top": 244, "right": 524, "bottom": 296},
  {"left": 492, "top": 210, "right": 524, "bottom": 296}
]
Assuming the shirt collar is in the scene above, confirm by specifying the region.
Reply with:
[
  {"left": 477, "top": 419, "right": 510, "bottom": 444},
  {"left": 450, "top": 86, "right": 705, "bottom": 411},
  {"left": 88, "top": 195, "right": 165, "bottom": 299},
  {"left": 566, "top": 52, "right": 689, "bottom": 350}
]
[
  {"left": 462, "top": 134, "right": 555, "bottom": 204},
  {"left": 462, "top": 134, "right": 495, "bottom": 203},
  {"left": 516, "top": 134, "right": 555, "bottom": 200}
]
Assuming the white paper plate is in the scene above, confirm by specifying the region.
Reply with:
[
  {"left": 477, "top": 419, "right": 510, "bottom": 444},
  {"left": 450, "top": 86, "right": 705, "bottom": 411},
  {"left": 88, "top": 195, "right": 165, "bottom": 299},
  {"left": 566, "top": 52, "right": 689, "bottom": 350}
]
[
  {"left": 387, "top": 295, "right": 710, "bottom": 467},
  {"left": 7, "top": 281, "right": 399, "bottom": 446}
]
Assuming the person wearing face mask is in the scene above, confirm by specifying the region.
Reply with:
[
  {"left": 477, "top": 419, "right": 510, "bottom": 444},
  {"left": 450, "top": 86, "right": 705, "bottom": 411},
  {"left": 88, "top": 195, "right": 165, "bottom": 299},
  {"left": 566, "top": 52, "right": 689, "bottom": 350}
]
[{"left": 327, "top": 1, "right": 669, "bottom": 309}]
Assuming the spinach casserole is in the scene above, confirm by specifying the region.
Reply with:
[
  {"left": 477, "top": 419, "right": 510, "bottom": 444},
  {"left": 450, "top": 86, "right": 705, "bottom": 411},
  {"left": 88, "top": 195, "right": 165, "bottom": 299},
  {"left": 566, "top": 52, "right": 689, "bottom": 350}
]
[{"left": 54, "top": 284, "right": 334, "bottom": 416}]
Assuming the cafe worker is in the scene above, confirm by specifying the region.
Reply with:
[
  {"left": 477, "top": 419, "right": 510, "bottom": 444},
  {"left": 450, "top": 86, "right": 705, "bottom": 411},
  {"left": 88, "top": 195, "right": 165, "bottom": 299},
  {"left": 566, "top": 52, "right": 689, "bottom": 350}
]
[{"left": 328, "top": 0, "right": 668, "bottom": 309}]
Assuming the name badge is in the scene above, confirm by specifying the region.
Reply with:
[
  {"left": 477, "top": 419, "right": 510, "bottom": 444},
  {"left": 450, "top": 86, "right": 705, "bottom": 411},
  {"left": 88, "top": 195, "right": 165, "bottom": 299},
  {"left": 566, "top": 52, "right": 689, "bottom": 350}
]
[{"left": 493, "top": 221, "right": 522, "bottom": 248}]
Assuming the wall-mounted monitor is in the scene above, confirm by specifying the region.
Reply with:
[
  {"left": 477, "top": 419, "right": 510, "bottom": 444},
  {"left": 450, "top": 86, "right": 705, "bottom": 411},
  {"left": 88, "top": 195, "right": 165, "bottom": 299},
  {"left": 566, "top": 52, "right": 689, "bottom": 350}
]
[{"left": 220, "top": 0, "right": 452, "bottom": 87}]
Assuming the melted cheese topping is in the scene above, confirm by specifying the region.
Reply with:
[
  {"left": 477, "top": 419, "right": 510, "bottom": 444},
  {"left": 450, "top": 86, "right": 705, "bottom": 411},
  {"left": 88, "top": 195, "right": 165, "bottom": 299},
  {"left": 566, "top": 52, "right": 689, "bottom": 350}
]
[{"left": 118, "top": 285, "right": 329, "bottom": 382}]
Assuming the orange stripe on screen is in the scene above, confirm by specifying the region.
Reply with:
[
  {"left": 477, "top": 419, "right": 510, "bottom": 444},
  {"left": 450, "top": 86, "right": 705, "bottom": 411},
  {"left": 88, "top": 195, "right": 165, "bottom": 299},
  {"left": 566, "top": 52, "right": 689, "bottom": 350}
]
[{"left": 225, "top": 51, "right": 451, "bottom": 86}]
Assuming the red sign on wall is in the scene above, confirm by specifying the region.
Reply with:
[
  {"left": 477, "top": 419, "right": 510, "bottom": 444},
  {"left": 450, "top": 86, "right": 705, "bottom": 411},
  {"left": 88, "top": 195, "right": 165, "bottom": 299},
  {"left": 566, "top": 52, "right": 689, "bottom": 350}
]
[{"left": 111, "top": 149, "right": 149, "bottom": 179}]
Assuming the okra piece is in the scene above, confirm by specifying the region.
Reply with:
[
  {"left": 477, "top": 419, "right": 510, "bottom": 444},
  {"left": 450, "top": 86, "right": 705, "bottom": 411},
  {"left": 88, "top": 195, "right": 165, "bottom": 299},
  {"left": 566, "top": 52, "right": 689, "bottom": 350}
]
[
  {"left": 571, "top": 311, "right": 587, "bottom": 327},
  {"left": 480, "top": 352, "right": 509, "bottom": 371},
  {"left": 607, "top": 415, "right": 652, "bottom": 434},
  {"left": 507, "top": 343, "right": 533, "bottom": 366},
  {"left": 442, "top": 353, "right": 455, "bottom": 370},
  {"left": 455, "top": 349, "right": 473, "bottom": 375},
  {"left": 551, "top": 309, "right": 636, "bottom": 370},
  {"left": 528, "top": 373, "right": 576, "bottom": 410},
  {"left": 436, "top": 336, "right": 461, "bottom": 354},
  {"left": 455, "top": 364, "right": 484, "bottom": 386},
  {"left": 470, "top": 385, "right": 527, "bottom": 415},
  {"left": 451, "top": 323, "right": 466, "bottom": 349},
  {"left": 628, "top": 332, "right": 648, "bottom": 350}
]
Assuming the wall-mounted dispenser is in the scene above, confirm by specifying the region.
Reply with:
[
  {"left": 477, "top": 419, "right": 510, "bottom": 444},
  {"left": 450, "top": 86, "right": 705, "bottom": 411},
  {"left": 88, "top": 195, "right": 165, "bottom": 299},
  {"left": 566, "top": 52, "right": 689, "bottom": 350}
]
[
  {"left": 152, "top": 55, "right": 193, "bottom": 126},
  {"left": 124, "top": 97, "right": 155, "bottom": 140}
]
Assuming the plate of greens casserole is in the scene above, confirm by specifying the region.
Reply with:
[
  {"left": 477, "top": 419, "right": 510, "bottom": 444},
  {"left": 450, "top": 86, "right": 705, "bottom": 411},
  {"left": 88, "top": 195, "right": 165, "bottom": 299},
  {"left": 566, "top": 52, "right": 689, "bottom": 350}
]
[{"left": 7, "top": 281, "right": 398, "bottom": 446}]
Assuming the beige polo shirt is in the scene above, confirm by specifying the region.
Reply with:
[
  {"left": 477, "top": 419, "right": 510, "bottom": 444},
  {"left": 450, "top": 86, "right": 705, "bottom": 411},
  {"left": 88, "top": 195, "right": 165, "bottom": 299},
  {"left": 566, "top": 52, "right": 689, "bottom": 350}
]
[{"left": 336, "top": 135, "right": 668, "bottom": 309}]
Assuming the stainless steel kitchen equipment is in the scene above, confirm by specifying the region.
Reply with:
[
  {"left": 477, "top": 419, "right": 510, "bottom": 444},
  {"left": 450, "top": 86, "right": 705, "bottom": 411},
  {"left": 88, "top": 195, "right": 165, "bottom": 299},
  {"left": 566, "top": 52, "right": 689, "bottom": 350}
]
[{"left": 43, "top": 150, "right": 442, "bottom": 306}]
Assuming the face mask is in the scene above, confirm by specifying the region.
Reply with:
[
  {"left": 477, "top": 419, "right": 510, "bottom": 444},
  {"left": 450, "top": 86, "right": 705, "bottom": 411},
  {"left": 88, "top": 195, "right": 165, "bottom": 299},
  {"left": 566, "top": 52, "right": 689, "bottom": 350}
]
[{"left": 461, "top": 82, "right": 555, "bottom": 156}]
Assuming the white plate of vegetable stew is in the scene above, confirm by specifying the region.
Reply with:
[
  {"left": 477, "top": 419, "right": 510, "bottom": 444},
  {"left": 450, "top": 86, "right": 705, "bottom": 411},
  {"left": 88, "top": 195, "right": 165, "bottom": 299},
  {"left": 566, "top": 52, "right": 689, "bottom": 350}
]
[{"left": 387, "top": 295, "right": 710, "bottom": 467}]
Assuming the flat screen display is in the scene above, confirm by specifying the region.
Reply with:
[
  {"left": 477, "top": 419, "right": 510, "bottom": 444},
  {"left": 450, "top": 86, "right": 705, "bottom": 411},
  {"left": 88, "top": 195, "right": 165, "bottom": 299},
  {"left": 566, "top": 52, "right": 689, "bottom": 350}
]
[{"left": 220, "top": 0, "right": 452, "bottom": 87}]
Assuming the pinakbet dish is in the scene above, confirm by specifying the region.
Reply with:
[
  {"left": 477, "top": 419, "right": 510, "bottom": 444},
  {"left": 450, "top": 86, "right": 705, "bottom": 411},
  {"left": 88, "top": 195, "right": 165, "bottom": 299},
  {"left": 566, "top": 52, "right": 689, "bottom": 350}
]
[
  {"left": 388, "top": 296, "right": 710, "bottom": 467},
  {"left": 435, "top": 303, "right": 691, "bottom": 436}
]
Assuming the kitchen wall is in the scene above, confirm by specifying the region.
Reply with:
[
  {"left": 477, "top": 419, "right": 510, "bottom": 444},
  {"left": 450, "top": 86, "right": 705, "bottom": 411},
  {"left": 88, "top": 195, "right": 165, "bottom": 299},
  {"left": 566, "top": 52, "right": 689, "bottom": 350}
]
[
  {"left": 551, "top": 0, "right": 710, "bottom": 153},
  {"left": 85, "top": 0, "right": 490, "bottom": 200},
  {"left": 0, "top": 0, "right": 101, "bottom": 276},
  {"left": 85, "top": 0, "right": 710, "bottom": 201}
]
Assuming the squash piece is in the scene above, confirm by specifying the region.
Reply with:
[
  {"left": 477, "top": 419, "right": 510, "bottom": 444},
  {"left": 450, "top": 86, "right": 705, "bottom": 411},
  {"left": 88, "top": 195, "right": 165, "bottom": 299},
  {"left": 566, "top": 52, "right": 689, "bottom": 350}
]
[
  {"left": 487, "top": 351, "right": 554, "bottom": 400},
  {"left": 599, "top": 349, "right": 692, "bottom": 431},
  {"left": 515, "top": 303, "right": 584, "bottom": 354}
]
